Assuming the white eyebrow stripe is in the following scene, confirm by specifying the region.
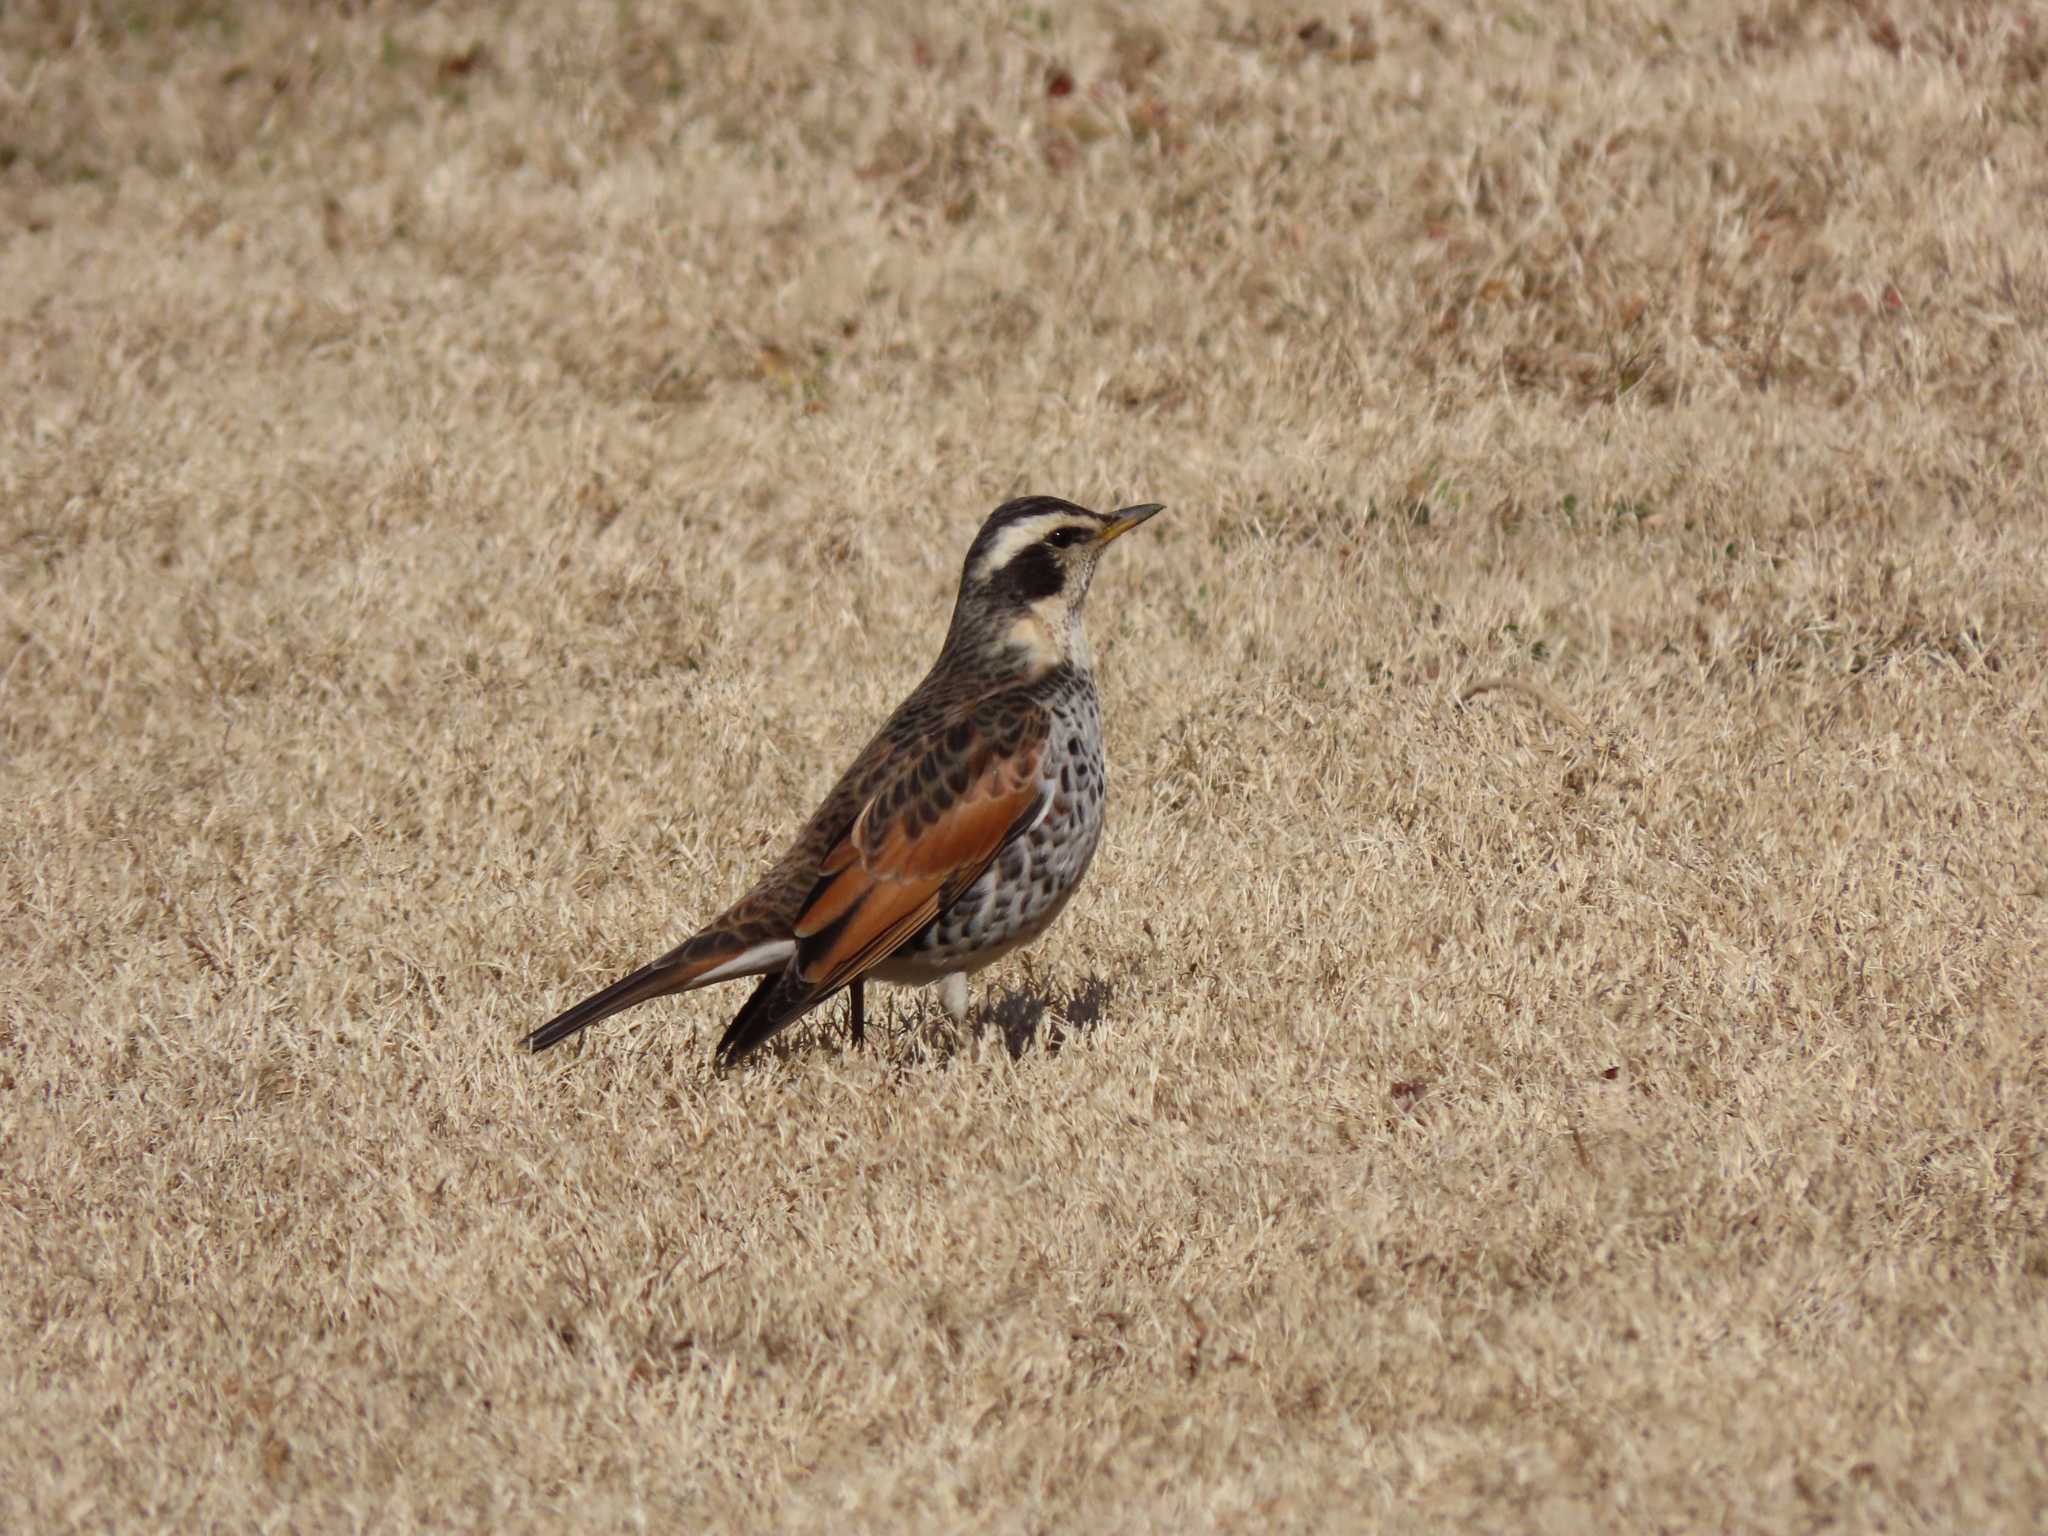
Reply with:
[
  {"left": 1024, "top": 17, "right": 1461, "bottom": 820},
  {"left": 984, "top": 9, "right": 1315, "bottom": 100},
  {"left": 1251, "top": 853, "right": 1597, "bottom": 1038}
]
[{"left": 970, "top": 517, "right": 1063, "bottom": 584}]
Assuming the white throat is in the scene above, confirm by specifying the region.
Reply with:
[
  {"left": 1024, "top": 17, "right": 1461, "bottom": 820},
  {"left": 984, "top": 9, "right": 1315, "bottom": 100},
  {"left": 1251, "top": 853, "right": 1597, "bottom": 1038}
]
[{"left": 1004, "top": 594, "right": 1090, "bottom": 677}]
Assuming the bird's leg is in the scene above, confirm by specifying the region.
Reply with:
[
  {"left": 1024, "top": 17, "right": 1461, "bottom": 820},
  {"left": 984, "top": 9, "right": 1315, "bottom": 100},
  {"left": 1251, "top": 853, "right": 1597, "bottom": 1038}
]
[
  {"left": 848, "top": 978, "right": 865, "bottom": 1050},
  {"left": 938, "top": 972, "right": 969, "bottom": 1026}
]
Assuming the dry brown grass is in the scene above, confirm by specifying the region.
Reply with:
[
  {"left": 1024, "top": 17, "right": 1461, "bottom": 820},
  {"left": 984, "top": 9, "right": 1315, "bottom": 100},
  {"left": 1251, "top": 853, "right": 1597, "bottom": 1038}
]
[{"left": 6, "top": 0, "right": 2048, "bottom": 1528}]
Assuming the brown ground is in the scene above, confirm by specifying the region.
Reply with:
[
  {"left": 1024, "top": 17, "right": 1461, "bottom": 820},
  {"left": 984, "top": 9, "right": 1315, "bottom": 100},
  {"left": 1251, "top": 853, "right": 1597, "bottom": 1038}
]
[{"left": 5, "top": 1, "right": 2047, "bottom": 1529}]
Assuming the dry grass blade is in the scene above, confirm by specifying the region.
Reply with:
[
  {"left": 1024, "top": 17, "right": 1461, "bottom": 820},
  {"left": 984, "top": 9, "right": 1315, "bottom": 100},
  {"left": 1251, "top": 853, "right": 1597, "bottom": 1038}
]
[{"left": 1458, "top": 675, "right": 1594, "bottom": 737}]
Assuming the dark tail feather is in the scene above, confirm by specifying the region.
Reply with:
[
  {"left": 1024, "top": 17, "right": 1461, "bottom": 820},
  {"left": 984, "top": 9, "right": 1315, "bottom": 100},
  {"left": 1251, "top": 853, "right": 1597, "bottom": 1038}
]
[
  {"left": 716, "top": 972, "right": 838, "bottom": 1068},
  {"left": 524, "top": 958, "right": 682, "bottom": 1052}
]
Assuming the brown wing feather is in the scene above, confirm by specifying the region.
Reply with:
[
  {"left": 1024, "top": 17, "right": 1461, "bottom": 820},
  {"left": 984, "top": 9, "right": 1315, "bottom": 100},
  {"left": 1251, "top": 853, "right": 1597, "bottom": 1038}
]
[
  {"left": 790, "top": 734, "right": 1046, "bottom": 996},
  {"left": 712, "top": 690, "right": 1053, "bottom": 1065}
]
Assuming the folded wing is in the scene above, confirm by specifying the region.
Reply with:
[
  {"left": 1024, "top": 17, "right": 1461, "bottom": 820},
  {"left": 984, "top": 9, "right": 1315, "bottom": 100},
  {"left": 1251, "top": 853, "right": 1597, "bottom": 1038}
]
[{"left": 716, "top": 706, "right": 1049, "bottom": 1063}]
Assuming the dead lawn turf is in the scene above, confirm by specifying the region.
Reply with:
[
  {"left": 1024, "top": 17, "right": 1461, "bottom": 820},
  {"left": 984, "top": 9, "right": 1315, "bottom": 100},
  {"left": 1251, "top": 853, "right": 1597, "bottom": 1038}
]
[{"left": 4, "top": 0, "right": 2047, "bottom": 1530}]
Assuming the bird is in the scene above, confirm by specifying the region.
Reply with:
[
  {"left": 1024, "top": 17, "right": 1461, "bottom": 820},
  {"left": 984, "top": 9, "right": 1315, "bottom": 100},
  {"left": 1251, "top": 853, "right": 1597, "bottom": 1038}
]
[{"left": 524, "top": 494, "right": 1165, "bottom": 1067}]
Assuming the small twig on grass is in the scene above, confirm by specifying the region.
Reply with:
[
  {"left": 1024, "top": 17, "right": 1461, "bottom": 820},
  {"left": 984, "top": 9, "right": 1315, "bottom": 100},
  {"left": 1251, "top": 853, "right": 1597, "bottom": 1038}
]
[{"left": 1458, "top": 675, "right": 1592, "bottom": 737}]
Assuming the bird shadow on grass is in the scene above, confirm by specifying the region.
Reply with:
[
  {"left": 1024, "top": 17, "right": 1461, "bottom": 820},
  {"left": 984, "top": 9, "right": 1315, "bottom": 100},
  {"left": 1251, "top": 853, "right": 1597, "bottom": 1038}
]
[{"left": 878, "top": 974, "right": 1117, "bottom": 1065}]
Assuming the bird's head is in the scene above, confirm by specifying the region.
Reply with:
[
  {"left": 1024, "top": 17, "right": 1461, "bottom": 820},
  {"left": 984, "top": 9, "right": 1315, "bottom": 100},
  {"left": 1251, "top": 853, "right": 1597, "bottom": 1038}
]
[{"left": 947, "top": 496, "right": 1165, "bottom": 676}]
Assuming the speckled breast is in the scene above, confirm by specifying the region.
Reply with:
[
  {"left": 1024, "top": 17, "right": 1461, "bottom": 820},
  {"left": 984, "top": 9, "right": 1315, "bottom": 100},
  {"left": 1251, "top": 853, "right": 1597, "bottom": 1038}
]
[{"left": 891, "top": 678, "right": 1107, "bottom": 976}]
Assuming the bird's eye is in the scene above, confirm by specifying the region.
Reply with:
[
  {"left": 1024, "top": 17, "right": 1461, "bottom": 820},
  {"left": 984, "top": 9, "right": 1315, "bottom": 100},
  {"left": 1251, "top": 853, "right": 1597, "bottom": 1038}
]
[{"left": 1047, "top": 526, "right": 1087, "bottom": 549}]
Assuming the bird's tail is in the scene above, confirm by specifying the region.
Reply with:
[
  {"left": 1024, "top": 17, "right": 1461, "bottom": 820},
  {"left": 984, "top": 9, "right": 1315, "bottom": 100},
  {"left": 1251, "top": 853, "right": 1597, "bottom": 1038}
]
[
  {"left": 715, "top": 969, "right": 839, "bottom": 1068},
  {"left": 523, "top": 932, "right": 789, "bottom": 1053}
]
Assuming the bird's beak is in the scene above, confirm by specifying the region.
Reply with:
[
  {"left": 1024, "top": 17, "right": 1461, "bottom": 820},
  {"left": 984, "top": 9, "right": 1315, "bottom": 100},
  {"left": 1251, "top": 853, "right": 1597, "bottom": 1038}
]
[{"left": 1094, "top": 503, "right": 1165, "bottom": 547}]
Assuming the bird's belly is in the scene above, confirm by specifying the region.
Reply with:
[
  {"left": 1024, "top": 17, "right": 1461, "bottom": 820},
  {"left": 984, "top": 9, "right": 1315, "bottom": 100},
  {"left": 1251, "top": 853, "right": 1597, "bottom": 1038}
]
[{"left": 883, "top": 730, "right": 1106, "bottom": 978}]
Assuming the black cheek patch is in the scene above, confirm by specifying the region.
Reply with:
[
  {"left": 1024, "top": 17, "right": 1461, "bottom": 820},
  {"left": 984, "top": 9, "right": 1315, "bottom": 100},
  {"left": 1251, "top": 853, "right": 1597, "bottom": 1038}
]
[{"left": 1005, "top": 544, "right": 1066, "bottom": 603}]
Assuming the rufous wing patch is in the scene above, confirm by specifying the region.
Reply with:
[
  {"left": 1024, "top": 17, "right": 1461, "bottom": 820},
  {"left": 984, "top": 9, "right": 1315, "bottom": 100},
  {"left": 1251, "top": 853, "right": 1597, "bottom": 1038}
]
[{"left": 790, "top": 735, "right": 1046, "bottom": 994}]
